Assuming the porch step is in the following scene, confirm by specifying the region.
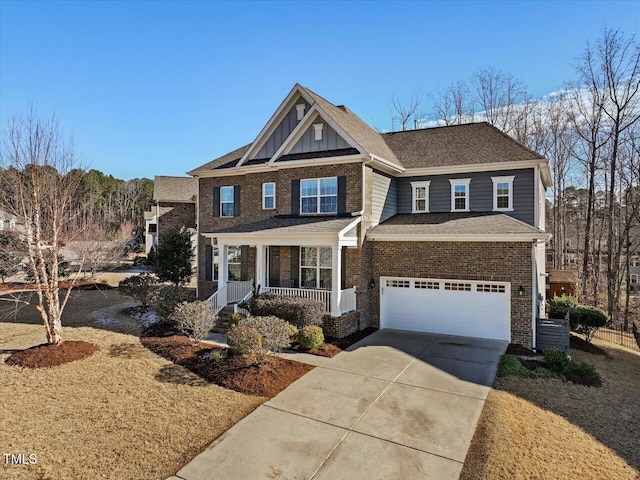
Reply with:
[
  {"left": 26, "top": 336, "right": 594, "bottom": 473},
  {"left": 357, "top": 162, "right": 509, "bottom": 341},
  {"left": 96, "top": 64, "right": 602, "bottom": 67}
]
[{"left": 211, "top": 306, "right": 234, "bottom": 334}]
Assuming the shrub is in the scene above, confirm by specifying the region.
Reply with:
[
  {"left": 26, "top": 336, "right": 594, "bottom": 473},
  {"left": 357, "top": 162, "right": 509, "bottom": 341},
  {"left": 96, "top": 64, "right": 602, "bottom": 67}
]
[
  {"left": 567, "top": 360, "right": 601, "bottom": 386},
  {"left": 571, "top": 305, "right": 609, "bottom": 343},
  {"left": 227, "top": 326, "right": 262, "bottom": 355},
  {"left": 543, "top": 347, "right": 570, "bottom": 374},
  {"left": 497, "top": 355, "right": 555, "bottom": 379},
  {"left": 286, "top": 322, "right": 299, "bottom": 339},
  {"left": 171, "top": 301, "right": 217, "bottom": 344},
  {"left": 248, "top": 293, "right": 325, "bottom": 328},
  {"left": 229, "top": 312, "right": 246, "bottom": 328},
  {"left": 151, "top": 285, "right": 196, "bottom": 318},
  {"left": 548, "top": 294, "right": 578, "bottom": 319},
  {"left": 298, "top": 326, "right": 324, "bottom": 349},
  {"left": 239, "top": 316, "right": 292, "bottom": 353},
  {"left": 151, "top": 227, "right": 194, "bottom": 285},
  {"left": 118, "top": 273, "right": 158, "bottom": 307}
]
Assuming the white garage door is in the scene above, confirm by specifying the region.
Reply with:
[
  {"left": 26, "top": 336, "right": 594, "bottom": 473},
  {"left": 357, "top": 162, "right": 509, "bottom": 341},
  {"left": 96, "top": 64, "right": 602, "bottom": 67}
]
[{"left": 380, "top": 277, "right": 511, "bottom": 341}]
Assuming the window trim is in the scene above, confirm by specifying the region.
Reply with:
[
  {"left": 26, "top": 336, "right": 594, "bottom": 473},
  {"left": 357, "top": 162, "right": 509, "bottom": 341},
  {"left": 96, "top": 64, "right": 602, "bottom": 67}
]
[
  {"left": 227, "top": 245, "right": 242, "bottom": 281},
  {"left": 220, "top": 186, "right": 235, "bottom": 217},
  {"left": 300, "top": 246, "right": 332, "bottom": 290},
  {"left": 449, "top": 178, "right": 471, "bottom": 212},
  {"left": 411, "top": 181, "right": 430, "bottom": 213},
  {"left": 300, "top": 176, "right": 338, "bottom": 215},
  {"left": 211, "top": 245, "right": 220, "bottom": 282},
  {"left": 262, "top": 182, "right": 276, "bottom": 210},
  {"left": 491, "top": 176, "right": 515, "bottom": 212}
]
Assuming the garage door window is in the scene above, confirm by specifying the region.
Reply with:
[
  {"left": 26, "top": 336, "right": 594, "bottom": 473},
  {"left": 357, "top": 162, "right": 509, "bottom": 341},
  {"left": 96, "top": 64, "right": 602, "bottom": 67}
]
[
  {"left": 477, "top": 284, "right": 506, "bottom": 293},
  {"left": 387, "top": 279, "right": 410, "bottom": 288},
  {"left": 415, "top": 280, "right": 439, "bottom": 289},
  {"left": 444, "top": 282, "right": 472, "bottom": 291}
]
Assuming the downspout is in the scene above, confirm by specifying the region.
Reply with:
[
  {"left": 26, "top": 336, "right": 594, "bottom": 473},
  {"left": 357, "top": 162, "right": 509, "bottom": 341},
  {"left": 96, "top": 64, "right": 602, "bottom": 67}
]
[
  {"left": 532, "top": 241, "right": 537, "bottom": 350},
  {"left": 195, "top": 177, "right": 200, "bottom": 298}
]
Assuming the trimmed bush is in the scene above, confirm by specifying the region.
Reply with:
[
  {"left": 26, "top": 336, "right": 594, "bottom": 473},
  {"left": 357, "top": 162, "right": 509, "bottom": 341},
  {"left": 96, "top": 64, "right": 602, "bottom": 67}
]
[
  {"left": 151, "top": 285, "right": 196, "bottom": 318},
  {"left": 298, "top": 326, "right": 324, "bottom": 349},
  {"left": 239, "top": 316, "right": 292, "bottom": 353},
  {"left": 248, "top": 293, "right": 325, "bottom": 329},
  {"left": 570, "top": 305, "right": 609, "bottom": 343},
  {"left": 227, "top": 326, "right": 262, "bottom": 355},
  {"left": 118, "top": 274, "right": 158, "bottom": 307},
  {"left": 567, "top": 360, "right": 601, "bottom": 386},
  {"left": 548, "top": 294, "right": 578, "bottom": 319},
  {"left": 229, "top": 312, "right": 246, "bottom": 328},
  {"left": 543, "top": 347, "right": 570, "bottom": 374},
  {"left": 286, "top": 322, "right": 299, "bottom": 339},
  {"left": 171, "top": 301, "right": 217, "bottom": 344}
]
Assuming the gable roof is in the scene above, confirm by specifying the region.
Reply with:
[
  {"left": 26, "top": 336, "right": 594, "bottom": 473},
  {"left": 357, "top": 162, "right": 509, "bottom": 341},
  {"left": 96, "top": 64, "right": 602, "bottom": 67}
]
[
  {"left": 382, "top": 122, "right": 544, "bottom": 169},
  {"left": 153, "top": 176, "right": 198, "bottom": 202}
]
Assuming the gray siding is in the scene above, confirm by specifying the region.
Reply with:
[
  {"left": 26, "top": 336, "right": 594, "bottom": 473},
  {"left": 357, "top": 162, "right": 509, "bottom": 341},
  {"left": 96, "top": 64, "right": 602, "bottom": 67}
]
[
  {"left": 290, "top": 120, "right": 350, "bottom": 154},
  {"left": 371, "top": 170, "right": 397, "bottom": 226},
  {"left": 397, "top": 168, "right": 535, "bottom": 226},
  {"left": 256, "top": 99, "right": 310, "bottom": 159}
]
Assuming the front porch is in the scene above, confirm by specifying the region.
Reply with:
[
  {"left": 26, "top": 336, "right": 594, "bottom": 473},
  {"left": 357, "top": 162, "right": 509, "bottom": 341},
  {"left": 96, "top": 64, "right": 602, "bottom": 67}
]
[{"left": 202, "top": 216, "right": 361, "bottom": 318}]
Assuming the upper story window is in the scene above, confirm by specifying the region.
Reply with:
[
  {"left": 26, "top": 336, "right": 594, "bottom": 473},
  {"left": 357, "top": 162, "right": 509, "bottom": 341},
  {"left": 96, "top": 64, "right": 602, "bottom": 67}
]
[
  {"left": 492, "top": 176, "right": 515, "bottom": 211},
  {"left": 220, "top": 186, "right": 235, "bottom": 217},
  {"left": 411, "top": 181, "right": 430, "bottom": 213},
  {"left": 301, "top": 177, "right": 337, "bottom": 214},
  {"left": 449, "top": 179, "right": 471, "bottom": 212},
  {"left": 262, "top": 182, "right": 276, "bottom": 210}
]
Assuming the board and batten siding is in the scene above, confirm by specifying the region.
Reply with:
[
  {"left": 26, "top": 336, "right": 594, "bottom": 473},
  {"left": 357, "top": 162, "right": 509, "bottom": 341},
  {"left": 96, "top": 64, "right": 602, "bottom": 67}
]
[
  {"left": 396, "top": 168, "right": 535, "bottom": 226},
  {"left": 371, "top": 170, "right": 397, "bottom": 226},
  {"left": 289, "top": 120, "right": 350, "bottom": 154},
  {"left": 255, "top": 100, "right": 310, "bottom": 159}
]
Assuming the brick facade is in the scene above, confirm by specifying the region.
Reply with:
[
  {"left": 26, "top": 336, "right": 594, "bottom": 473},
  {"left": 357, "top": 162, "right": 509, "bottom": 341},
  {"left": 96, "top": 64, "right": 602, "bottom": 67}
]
[
  {"left": 157, "top": 202, "right": 196, "bottom": 240},
  {"left": 323, "top": 311, "right": 361, "bottom": 338},
  {"left": 197, "top": 163, "right": 362, "bottom": 295},
  {"left": 365, "top": 240, "right": 534, "bottom": 347}
]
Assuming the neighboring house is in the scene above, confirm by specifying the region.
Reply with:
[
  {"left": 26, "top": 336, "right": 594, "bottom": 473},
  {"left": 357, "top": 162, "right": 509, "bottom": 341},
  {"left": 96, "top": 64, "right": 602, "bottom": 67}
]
[
  {"left": 0, "top": 208, "right": 30, "bottom": 238},
  {"left": 630, "top": 256, "right": 640, "bottom": 294},
  {"left": 144, "top": 176, "right": 198, "bottom": 254},
  {"left": 188, "top": 84, "right": 552, "bottom": 348}
]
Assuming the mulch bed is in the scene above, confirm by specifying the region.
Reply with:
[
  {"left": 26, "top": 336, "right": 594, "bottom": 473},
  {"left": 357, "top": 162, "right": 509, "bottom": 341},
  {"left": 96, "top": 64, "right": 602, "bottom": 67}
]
[
  {"left": 141, "top": 335, "right": 314, "bottom": 397},
  {"left": 506, "top": 343, "right": 539, "bottom": 356},
  {"left": 325, "top": 327, "right": 377, "bottom": 350},
  {"left": 5, "top": 340, "right": 99, "bottom": 368},
  {"left": 570, "top": 335, "right": 607, "bottom": 356}
]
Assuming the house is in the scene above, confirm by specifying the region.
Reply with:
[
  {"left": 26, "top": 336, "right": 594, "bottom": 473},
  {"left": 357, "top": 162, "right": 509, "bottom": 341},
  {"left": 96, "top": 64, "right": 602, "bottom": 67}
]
[
  {"left": 188, "top": 84, "right": 552, "bottom": 348},
  {"left": 144, "top": 176, "right": 198, "bottom": 254},
  {"left": 546, "top": 269, "right": 578, "bottom": 299},
  {"left": 0, "top": 208, "right": 29, "bottom": 238}
]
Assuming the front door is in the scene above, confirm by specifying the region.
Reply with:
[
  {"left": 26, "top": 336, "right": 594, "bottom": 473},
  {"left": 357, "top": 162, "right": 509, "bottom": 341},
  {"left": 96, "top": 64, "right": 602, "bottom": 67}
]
[{"left": 268, "top": 246, "right": 280, "bottom": 287}]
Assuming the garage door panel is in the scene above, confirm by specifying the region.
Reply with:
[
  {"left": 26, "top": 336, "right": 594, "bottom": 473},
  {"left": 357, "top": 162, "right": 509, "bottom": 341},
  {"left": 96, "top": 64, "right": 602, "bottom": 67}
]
[{"left": 380, "top": 278, "right": 510, "bottom": 341}]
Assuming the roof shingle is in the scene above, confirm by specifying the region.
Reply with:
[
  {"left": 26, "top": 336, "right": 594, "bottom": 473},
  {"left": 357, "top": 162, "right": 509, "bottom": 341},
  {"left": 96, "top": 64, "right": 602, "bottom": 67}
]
[{"left": 153, "top": 176, "right": 198, "bottom": 202}]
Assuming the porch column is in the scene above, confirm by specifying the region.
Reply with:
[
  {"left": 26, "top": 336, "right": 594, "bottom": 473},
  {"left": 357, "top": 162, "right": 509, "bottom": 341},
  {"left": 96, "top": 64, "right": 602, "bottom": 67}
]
[
  {"left": 331, "top": 245, "right": 342, "bottom": 317},
  {"left": 219, "top": 242, "right": 228, "bottom": 288},
  {"left": 255, "top": 244, "right": 266, "bottom": 292}
]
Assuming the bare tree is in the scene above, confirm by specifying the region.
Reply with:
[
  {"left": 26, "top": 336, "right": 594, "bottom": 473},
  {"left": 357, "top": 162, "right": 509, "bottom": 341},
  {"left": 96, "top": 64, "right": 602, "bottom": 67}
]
[
  {"left": 431, "top": 81, "right": 475, "bottom": 125},
  {"left": 0, "top": 107, "right": 121, "bottom": 345},
  {"left": 389, "top": 91, "right": 423, "bottom": 131}
]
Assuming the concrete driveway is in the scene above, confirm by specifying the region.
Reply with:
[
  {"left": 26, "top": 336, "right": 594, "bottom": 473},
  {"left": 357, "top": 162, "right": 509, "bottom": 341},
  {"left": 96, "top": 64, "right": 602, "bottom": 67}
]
[{"left": 172, "top": 330, "right": 507, "bottom": 480}]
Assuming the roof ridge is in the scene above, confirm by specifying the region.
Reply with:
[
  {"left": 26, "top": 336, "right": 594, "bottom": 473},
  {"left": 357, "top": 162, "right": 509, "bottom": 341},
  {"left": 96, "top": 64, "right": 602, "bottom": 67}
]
[{"left": 381, "top": 121, "right": 491, "bottom": 135}]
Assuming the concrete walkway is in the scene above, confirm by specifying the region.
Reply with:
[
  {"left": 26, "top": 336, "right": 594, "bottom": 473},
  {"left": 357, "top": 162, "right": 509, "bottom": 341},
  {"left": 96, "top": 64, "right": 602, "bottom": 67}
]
[{"left": 171, "top": 330, "right": 507, "bottom": 480}]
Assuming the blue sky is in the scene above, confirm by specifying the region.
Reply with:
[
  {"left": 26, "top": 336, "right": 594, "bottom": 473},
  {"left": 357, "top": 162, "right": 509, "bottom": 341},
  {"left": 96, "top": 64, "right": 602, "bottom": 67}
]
[{"left": 1, "top": 0, "right": 638, "bottom": 180}]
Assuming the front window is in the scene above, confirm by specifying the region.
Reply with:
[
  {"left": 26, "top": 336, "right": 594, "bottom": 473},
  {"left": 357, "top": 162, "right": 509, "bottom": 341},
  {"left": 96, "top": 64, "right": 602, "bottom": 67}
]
[
  {"left": 227, "top": 246, "right": 242, "bottom": 281},
  {"left": 411, "top": 181, "right": 430, "bottom": 213},
  {"left": 262, "top": 182, "right": 275, "bottom": 210},
  {"left": 300, "top": 246, "right": 332, "bottom": 289},
  {"left": 220, "top": 186, "right": 235, "bottom": 217},
  {"left": 631, "top": 274, "right": 639, "bottom": 285},
  {"left": 450, "top": 179, "right": 470, "bottom": 211},
  {"left": 212, "top": 245, "right": 220, "bottom": 281},
  {"left": 301, "top": 177, "right": 337, "bottom": 214},
  {"left": 492, "top": 176, "right": 514, "bottom": 211}
]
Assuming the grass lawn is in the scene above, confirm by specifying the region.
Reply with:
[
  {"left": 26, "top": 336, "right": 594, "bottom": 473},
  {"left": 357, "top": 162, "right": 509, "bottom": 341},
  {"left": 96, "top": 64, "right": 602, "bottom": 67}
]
[
  {"left": 0, "top": 322, "right": 264, "bottom": 479},
  {"left": 461, "top": 338, "right": 640, "bottom": 480}
]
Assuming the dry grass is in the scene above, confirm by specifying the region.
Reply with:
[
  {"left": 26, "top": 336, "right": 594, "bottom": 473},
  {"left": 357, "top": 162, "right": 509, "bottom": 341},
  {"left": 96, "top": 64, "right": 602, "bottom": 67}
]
[
  {"left": 462, "top": 338, "right": 640, "bottom": 480},
  {"left": 0, "top": 325, "right": 264, "bottom": 480}
]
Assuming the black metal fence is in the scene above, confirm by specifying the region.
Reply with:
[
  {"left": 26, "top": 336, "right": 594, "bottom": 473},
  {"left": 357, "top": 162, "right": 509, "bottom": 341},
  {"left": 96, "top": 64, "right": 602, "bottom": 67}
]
[{"left": 593, "top": 324, "right": 640, "bottom": 352}]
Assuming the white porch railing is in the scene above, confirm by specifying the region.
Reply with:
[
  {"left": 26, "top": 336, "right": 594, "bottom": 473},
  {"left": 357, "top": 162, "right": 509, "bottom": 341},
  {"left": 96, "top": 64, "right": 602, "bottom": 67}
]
[
  {"left": 263, "top": 286, "right": 332, "bottom": 313},
  {"left": 234, "top": 288, "right": 253, "bottom": 316},
  {"left": 206, "top": 284, "right": 228, "bottom": 315},
  {"left": 339, "top": 286, "right": 357, "bottom": 314},
  {"left": 206, "top": 280, "right": 253, "bottom": 315},
  {"left": 228, "top": 280, "right": 253, "bottom": 304}
]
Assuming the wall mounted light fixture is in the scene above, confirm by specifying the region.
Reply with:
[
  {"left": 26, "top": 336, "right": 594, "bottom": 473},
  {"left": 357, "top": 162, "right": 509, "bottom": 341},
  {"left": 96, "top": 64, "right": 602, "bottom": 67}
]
[
  {"left": 518, "top": 285, "right": 524, "bottom": 296},
  {"left": 370, "top": 278, "right": 375, "bottom": 289}
]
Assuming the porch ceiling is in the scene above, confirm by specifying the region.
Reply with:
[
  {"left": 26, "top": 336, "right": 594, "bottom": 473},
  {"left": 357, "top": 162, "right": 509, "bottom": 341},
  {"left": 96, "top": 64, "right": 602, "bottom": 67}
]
[{"left": 203, "top": 216, "right": 361, "bottom": 247}]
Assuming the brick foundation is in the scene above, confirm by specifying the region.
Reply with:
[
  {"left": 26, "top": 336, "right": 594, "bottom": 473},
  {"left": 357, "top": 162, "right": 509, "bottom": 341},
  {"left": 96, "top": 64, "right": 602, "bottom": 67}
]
[{"left": 322, "top": 311, "right": 361, "bottom": 338}]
